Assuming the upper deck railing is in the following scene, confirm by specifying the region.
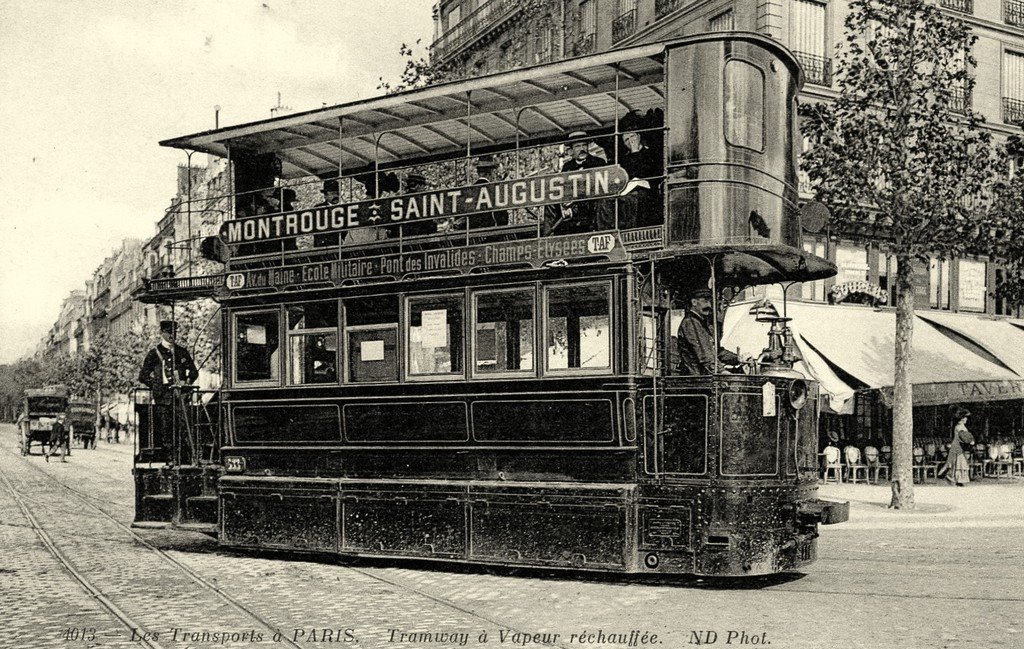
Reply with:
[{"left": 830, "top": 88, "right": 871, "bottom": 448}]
[{"left": 149, "top": 35, "right": 819, "bottom": 302}]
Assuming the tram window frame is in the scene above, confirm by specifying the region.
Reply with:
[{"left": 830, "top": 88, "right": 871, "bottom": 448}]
[
  {"left": 343, "top": 295, "right": 400, "bottom": 384},
  {"left": 543, "top": 281, "right": 614, "bottom": 375},
  {"left": 470, "top": 287, "right": 537, "bottom": 379},
  {"left": 285, "top": 300, "right": 340, "bottom": 386},
  {"left": 232, "top": 308, "right": 283, "bottom": 387},
  {"left": 722, "top": 58, "right": 766, "bottom": 153},
  {"left": 405, "top": 291, "right": 466, "bottom": 381}
]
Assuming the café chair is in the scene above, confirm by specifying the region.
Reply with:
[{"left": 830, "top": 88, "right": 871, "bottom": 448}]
[
  {"left": 988, "top": 443, "right": 1014, "bottom": 478},
  {"left": 863, "top": 445, "right": 888, "bottom": 483},
  {"left": 912, "top": 446, "right": 938, "bottom": 483},
  {"left": 970, "top": 443, "right": 987, "bottom": 479},
  {"left": 844, "top": 445, "right": 869, "bottom": 484},
  {"left": 823, "top": 445, "right": 843, "bottom": 484}
]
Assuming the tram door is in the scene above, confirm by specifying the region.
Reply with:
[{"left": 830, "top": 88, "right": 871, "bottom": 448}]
[{"left": 640, "top": 304, "right": 711, "bottom": 478}]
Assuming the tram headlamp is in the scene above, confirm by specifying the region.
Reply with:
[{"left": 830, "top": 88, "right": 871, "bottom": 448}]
[{"left": 789, "top": 379, "right": 808, "bottom": 411}]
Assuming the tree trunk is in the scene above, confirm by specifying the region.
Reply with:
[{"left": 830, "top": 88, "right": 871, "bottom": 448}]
[{"left": 889, "top": 254, "right": 916, "bottom": 510}]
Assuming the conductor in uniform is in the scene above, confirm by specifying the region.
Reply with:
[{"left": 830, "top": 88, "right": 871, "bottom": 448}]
[{"left": 138, "top": 320, "right": 199, "bottom": 449}]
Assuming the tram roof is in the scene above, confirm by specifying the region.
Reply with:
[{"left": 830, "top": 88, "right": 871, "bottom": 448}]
[{"left": 160, "top": 33, "right": 801, "bottom": 179}]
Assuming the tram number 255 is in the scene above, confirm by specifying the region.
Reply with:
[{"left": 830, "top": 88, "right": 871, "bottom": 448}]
[{"left": 60, "top": 628, "right": 97, "bottom": 642}]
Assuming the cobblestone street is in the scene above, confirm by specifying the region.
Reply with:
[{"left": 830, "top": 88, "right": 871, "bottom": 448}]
[{"left": 1, "top": 423, "right": 1022, "bottom": 649}]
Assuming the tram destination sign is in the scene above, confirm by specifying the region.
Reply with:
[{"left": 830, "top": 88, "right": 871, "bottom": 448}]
[
  {"left": 220, "top": 165, "right": 630, "bottom": 244},
  {"left": 223, "top": 232, "right": 625, "bottom": 293}
]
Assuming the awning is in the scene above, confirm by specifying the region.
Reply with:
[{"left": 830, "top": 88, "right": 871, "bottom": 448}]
[
  {"left": 722, "top": 301, "right": 1024, "bottom": 411},
  {"left": 721, "top": 305, "right": 856, "bottom": 414}
]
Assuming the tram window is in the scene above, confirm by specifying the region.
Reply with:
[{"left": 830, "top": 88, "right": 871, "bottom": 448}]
[
  {"left": 345, "top": 296, "right": 399, "bottom": 383},
  {"left": 407, "top": 294, "right": 464, "bottom": 377},
  {"left": 287, "top": 301, "right": 339, "bottom": 385},
  {"left": 545, "top": 283, "right": 611, "bottom": 372},
  {"left": 723, "top": 60, "right": 765, "bottom": 152},
  {"left": 473, "top": 289, "right": 535, "bottom": 376},
  {"left": 234, "top": 311, "right": 281, "bottom": 384}
]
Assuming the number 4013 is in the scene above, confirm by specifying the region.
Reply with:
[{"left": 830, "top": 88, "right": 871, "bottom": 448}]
[{"left": 61, "top": 628, "right": 96, "bottom": 642}]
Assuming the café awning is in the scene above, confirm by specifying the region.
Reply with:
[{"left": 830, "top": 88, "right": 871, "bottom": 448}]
[{"left": 722, "top": 301, "right": 1024, "bottom": 411}]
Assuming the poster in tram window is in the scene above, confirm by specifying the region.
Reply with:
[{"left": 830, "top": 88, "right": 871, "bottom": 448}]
[
  {"left": 360, "top": 340, "right": 384, "bottom": 362},
  {"left": 958, "top": 260, "right": 987, "bottom": 312},
  {"left": 420, "top": 309, "right": 448, "bottom": 349}
]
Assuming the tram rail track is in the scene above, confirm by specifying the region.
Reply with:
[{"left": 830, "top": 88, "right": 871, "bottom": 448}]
[
  {"left": 4, "top": 434, "right": 596, "bottom": 649},
  {"left": 2, "top": 443, "right": 306, "bottom": 649},
  {"left": 4, "top": 439, "right": 572, "bottom": 649}
]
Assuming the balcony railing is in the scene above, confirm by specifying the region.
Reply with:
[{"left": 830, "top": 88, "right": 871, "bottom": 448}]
[
  {"left": 1007, "top": 0, "right": 1024, "bottom": 26},
  {"left": 940, "top": 0, "right": 973, "bottom": 13},
  {"left": 793, "top": 52, "right": 832, "bottom": 87},
  {"left": 572, "top": 33, "right": 596, "bottom": 57},
  {"left": 1003, "top": 97, "right": 1024, "bottom": 125},
  {"left": 612, "top": 10, "right": 638, "bottom": 44},
  {"left": 432, "top": 0, "right": 523, "bottom": 62},
  {"left": 656, "top": 0, "right": 687, "bottom": 18},
  {"left": 950, "top": 86, "right": 972, "bottom": 114}
]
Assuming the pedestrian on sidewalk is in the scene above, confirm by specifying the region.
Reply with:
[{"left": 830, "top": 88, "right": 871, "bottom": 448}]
[
  {"left": 45, "top": 413, "right": 70, "bottom": 463},
  {"left": 943, "top": 407, "right": 973, "bottom": 487}
]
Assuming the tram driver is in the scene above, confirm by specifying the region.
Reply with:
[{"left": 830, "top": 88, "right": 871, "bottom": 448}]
[{"left": 677, "top": 288, "right": 749, "bottom": 375}]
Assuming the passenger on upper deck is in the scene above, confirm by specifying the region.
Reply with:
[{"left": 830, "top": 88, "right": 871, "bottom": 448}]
[
  {"left": 444, "top": 157, "right": 510, "bottom": 232},
  {"left": 617, "top": 110, "right": 664, "bottom": 229},
  {"left": 546, "top": 131, "right": 613, "bottom": 235},
  {"left": 677, "top": 288, "right": 748, "bottom": 375},
  {"left": 346, "top": 171, "right": 398, "bottom": 246},
  {"left": 314, "top": 178, "right": 344, "bottom": 248},
  {"left": 392, "top": 172, "right": 437, "bottom": 238}
]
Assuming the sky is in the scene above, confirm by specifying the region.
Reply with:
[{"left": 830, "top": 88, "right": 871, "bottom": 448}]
[{"left": 0, "top": 0, "right": 433, "bottom": 363}]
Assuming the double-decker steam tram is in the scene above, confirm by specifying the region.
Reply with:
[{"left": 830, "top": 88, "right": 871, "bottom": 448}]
[{"left": 135, "top": 33, "right": 847, "bottom": 576}]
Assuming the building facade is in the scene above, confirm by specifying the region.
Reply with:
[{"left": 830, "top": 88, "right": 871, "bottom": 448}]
[
  {"left": 431, "top": 0, "right": 1024, "bottom": 317},
  {"left": 430, "top": 0, "right": 1024, "bottom": 445}
]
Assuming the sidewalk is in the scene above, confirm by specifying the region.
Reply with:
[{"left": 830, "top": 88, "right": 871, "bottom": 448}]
[{"left": 819, "top": 477, "right": 1024, "bottom": 529}]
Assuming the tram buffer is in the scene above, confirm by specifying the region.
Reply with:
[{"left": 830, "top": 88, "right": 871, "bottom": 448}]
[{"left": 138, "top": 320, "right": 199, "bottom": 453}]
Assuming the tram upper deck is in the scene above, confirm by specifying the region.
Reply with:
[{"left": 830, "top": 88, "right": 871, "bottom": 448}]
[{"left": 145, "top": 32, "right": 831, "bottom": 305}]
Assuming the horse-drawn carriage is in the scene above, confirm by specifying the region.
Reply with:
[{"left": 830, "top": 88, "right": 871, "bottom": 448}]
[
  {"left": 68, "top": 399, "right": 97, "bottom": 449},
  {"left": 19, "top": 385, "right": 69, "bottom": 456}
]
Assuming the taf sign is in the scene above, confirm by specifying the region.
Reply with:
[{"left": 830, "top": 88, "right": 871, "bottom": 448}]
[
  {"left": 587, "top": 234, "right": 615, "bottom": 254},
  {"left": 226, "top": 273, "right": 246, "bottom": 290},
  {"left": 220, "top": 165, "right": 630, "bottom": 244}
]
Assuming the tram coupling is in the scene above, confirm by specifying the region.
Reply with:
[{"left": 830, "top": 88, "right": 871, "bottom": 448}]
[{"left": 794, "top": 499, "right": 849, "bottom": 525}]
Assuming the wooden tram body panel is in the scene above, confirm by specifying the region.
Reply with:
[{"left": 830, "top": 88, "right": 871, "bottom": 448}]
[
  {"left": 202, "top": 266, "right": 824, "bottom": 576},
  {"left": 135, "top": 33, "right": 846, "bottom": 576}
]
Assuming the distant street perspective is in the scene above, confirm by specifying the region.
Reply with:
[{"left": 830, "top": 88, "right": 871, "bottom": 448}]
[{"left": 1, "top": 423, "right": 1021, "bottom": 649}]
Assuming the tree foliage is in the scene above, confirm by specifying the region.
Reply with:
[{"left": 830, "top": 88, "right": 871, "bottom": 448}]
[
  {"left": 800, "top": 0, "right": 999, "bottom": 259},
  {"left": 799, "top": 0, "right": 1001, "bottom": 509},
  {"left": 377, "top": 41, "right": 446, "bottom": 95},
  {"left": 30, "top": 327, "right": 157, "bottom": 409},
  {"left": 982, "top": 138, "right": 1024, "bottom": 308},
  {"left": 0, "top": 359, "right": 43, "bottom": 421}
]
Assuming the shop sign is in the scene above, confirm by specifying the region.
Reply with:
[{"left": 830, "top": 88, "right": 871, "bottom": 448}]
[
  {"left": 880, "top": 379, "right": 1024, "bottom": 407},
  {"left": 224, "top": 232, "right": 626, "bottom": 294},
  {"left": 220, "top": 165, "right": 630, "bottom": 244},
  {"left": 829, "top": 281, "right": 887, "bottom": 306}
]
